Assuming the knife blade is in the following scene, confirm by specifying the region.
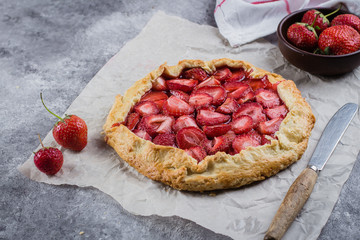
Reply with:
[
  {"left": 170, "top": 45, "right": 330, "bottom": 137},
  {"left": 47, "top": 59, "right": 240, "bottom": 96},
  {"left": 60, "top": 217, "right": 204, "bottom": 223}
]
[{"left": 264, "top": 103, "right": 358, "bottom": 240}]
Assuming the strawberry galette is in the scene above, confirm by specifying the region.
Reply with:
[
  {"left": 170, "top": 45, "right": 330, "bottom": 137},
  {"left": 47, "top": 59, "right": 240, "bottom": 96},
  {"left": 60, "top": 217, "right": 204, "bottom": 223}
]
[{"left": 104, "top": 59, "right": 315, "bottom": 191}]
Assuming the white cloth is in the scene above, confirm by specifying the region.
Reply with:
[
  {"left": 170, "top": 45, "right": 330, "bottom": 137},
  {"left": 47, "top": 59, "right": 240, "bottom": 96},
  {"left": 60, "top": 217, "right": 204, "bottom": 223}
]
[{"left": 214, "top": 0, "right": 360, "bottom": 47}]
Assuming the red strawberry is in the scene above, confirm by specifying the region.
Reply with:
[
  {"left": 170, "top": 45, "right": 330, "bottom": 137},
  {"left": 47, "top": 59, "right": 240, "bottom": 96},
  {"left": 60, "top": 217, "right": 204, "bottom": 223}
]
[
  {"left": 194, "top": 86, "right": 227, "bottom": 106},
  {"left": 197, "top": 109, "right": 231, "bottom": 126},
  {"left": 183, "top": 68, "right": 208, "bottom": 81},
  {"left": 170, "top": 90, "right": 190, "bottom": 103},
  {"left": 189, "top": 92, "right": 213, "bottom": 108},
  {"left": 133, "top": 129, "right": 152, "bottom": 141},
  {"left": 318, "top": 25, "right": 360, "bottom": 55},
  {"left": 237, "top": 90, "right": 255, "bottom": 104},
  {"left": 264, "top": 105, "right": 288, "bottom": 119},
  {"left": 331, "top": 14, "right": 360, "bottom": 33},
  {"left": 185, "top": 146, "right": 207, "bottom": 162},
  {"left": 163, "top": 96, "right": 194, "bottom": 117},
  {"left": 287, "top": 22, "right": 318, "bottom": 51},
  {"left": 213, "top": 67, "right": 232, "bottom": 81},
  {"left": 232, "top": 115, "right": 253, "bottom": 134},
  {"left": 255, "top": 89, "right": 281, "bottom": 108},
  {"left": 216, "top": 98, "right": 239, "bottom": 114},
  {"left": 140, "top": 91, "right": 168, "bottom": 102},
  {"left": 141, "top": 114, "right": 175, "bottom": 136},
  {"left": 153, "top": 133, "right": 176, "bottom": 147},
  {"left": 233, "top": 102, "right": 266, "bottom": 127},
  {"left": 203, "top": 124, "right": 231, "bottom": 138},
  {"left": 257, "top": 117, "right": 283, "bottom": 135},
  {"left": 194, "top": 77, "right": 221, "bottom": 90},
  {"left": 125, "top": 112, "right": 140, "bottom": 131},
  {"left": 152, "top": 76, "right": 167, "bottom": 91},
  {"left": 225, "top": 69, "right": 245, "bottom": 82},
  {"left": 166, "top": 79, "right": 198, "bottom": 92},
  {"left": 224, "top": 82, "right": 252, "bottom": 100},
  {"left": 154, "top": 99, "right": 166, "bottom": 110},
  {"left": 134, "top": 101, "right": 160, "bottom": 116},
  {"left": 242, "top": 75, "right": 271, "bottom": 91},
  {"left": 176, "top": 127, "right": 207, "bottom": 149},
  {"left": 34, "top": 135, "right": 63, "bottom": 175},
  {"left": 301, "top": 9, "right": 330, "bottom": 34},
  {"left": 173, "top": 115, "right": 199, "bottom": 133},
  {"left": 208, "top": 132, "right": 235, "bottom": 155},
  {"left": 232, "top": 133, "right": 261, "bottom": 153},
  {"left": 41, "top": 93, "right": 88, "bottom": 151}
]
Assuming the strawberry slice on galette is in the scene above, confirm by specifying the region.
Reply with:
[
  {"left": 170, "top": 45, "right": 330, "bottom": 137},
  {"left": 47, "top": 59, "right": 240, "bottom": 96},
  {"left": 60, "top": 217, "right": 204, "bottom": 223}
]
[{"left": 104, "top": 59, "right": 315, "bottom": 191}]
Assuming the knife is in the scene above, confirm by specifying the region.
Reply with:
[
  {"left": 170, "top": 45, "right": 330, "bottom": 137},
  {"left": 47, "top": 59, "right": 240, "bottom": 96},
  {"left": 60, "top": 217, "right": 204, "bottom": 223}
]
[{"left": 264, "top": 103, "right": 358, "bottom": 240}]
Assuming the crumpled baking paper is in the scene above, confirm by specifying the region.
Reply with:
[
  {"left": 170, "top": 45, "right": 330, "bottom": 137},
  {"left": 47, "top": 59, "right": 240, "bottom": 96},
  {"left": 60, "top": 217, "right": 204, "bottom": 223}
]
[{"left": 18, "top": 11, "right": 360, "bottom": 240}]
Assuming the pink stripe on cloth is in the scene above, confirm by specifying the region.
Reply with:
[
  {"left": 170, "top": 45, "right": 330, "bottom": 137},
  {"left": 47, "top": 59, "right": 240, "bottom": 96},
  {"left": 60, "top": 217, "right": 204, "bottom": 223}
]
[{"left": 214, "top": 0, "right": 227, "bottom": 13}]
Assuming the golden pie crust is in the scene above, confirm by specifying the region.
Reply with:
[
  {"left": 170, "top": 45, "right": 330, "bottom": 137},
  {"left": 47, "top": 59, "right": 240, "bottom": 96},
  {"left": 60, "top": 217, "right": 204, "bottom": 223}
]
[{"left": 103, "top": 58, "right": 315, "bottom": 192}]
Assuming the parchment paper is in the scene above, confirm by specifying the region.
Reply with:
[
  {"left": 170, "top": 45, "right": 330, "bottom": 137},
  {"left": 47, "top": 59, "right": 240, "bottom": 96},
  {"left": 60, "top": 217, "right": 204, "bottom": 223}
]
[{"left": 18, "top": 12, "right": 360, "bottom": 240}]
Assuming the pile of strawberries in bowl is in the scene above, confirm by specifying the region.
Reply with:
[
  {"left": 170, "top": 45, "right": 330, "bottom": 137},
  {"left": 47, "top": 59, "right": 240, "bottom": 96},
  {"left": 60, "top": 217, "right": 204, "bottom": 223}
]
[
  {"left": 277, "top": 7, "right": 360, "bottom": 75},
  {"left": 287, "top": 7, "right": 360, "bottom": 55}
]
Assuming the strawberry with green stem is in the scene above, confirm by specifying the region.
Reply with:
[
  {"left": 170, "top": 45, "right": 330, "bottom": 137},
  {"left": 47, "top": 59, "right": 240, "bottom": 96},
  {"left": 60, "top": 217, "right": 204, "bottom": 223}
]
[
  {"left": 41, "top": 93, "right": 88, "bottom": 151},
  {"left": 287, "top": 14, "right": 320, "bottom": 52},
  {"left": 34, "top": 134, "right": 64, "bottom": 175},
  {"left": 301, "top": 6, "right": 341, "bottom": 34}
]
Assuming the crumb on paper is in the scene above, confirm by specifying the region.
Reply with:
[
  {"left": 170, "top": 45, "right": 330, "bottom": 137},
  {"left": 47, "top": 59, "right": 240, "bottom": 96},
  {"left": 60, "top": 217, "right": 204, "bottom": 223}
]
[{"left": 79, "top": 231, "right": 84, "bottom": 235}]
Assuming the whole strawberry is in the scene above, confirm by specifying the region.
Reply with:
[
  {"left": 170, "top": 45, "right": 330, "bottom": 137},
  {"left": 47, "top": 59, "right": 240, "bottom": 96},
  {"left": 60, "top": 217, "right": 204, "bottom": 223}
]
[
  {"left": 34, "top": 135, "right": 64, "bottom": 175},
  {"left": 318, "top": 25, "right": 360, "bottom": 55},
  {"left": 287, "top": 23, "right": 318, "bottom": 51},
  {"left": 41, "top": 93, "right": 88, "bottom": 151},
  {"left": 331, "top": 14, "right": 360, "bottom": 33},
  {"left": 301, "top": 7, "right": 340, "bottom": 34}
]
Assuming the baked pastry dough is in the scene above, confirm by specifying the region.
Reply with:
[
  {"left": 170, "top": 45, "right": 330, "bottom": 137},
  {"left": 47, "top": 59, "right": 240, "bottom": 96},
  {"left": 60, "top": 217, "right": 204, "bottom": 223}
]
[{"left": 103, "top": 58, "right": 315, "bottom": 191}]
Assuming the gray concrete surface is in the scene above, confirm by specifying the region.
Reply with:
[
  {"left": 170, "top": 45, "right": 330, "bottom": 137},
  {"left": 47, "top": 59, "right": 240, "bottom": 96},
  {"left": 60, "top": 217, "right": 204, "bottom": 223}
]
[{"left": 1, "top": 1, "right": 359, "bottom": 239}]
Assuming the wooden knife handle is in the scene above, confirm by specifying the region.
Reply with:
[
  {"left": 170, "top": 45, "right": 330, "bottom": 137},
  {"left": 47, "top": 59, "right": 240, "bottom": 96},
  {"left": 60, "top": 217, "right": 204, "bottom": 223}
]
[{"left": 264, "top": 167, "right": 318, "bottom": 240}]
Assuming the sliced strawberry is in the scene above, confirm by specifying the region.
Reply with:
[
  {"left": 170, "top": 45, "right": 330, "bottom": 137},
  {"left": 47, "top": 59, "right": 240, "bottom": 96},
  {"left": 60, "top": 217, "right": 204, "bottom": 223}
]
[
  {"left": 208, "top": 132, "right": 235, "bottom": 155},
  {"left": 264, "top": 105, "right": 288, "bottom": 119},
  {"left": 154, "top": 99, "right": 166, "bottom": 110},
  {"left": 237, "top": 90, "right": 255, "bottom": 104},
  {"left": 255, "top": 89, "right": 281, "bottom": 108},
  {"left": 153, "top": 133, "right": 176, "bottom": 147},
  {"left": 216, "top": 98, "right": 239, "bottom": 114},
  {"left": 141, "top": 114, "right": 175, "bottom": 136},
  {"left": 183, "top": 68, "right": 208, "bottom": 81},
  {"left": 166, "top": 79, "right": 198, "bottom": 92},
  {"left": 203, "top": 124, "right": 231, "bottom": 138},
  {"left": 232, "top": 115, "right": 253, "bottom": 134},
  {"left": 198, "top": 105, "right": 216, "bottom": 112},
  {"left": 213, "top": 67, "right": 232, "bottom": 81},
  {"left": 140, "top": 91, "right": 168, "bottom": 102},
  {"left": 266, "top": 81, "right": 280, "bottom": 91},
  {"left": 247, "top": 129, "right": 262, "bottom": 142},
  {"left": 232, "top": 133, "right": 261, "bottom": 153},
  {"left": 125, "top": 112, "right": 141, "bottom": 131},
  {"left": 194, "top": 77, "right": 221, "bottom": 90},
  {"left": 226, "top": 69, "right": 246, "bottom": 82},
  {"left": 243, "top": 75, "right": 271, "bottom": 91},
  {"left": 176, "top": 127, "right": 207, "bottom": 149},
  {"left": 261, "top": 134, "right": 276, "bottom": 145},
  {"left": 197, "top": 109, "right": 231, "bottom": 126},
  {"left": 152, "top": 76, "right": 167, "bottom": 91},
  {"left": 224, "top": 82, "right": 252, "bottom": 100},
  {"left": 185, "top": 146, "right": 207, "bottom": 162},
  {"left": 173, "top": 115, "right": 199, "bottom": 133},
  {"left": 194, "top": 86, "right": 227, "bottom": 106},
  {"left": 189, "top": 92, "right": 213, "bottom": 108},
  {"left": 258, "top": 117, "right": 283, "bottom": 135},
  {"left": 134, "top": 101, "right": 160, "bottom": 116},
  {"left": 170, "top": 90, "right": 190, "bottom": 103},
  {"left": 133, "top": 129, "right": 152, "bottom": 141},
  {"left": 163, "top": 96, "right": 194, "bottom": 117},
  {"left": 233, "top": 102, "right": 266, "bottom": 127}
]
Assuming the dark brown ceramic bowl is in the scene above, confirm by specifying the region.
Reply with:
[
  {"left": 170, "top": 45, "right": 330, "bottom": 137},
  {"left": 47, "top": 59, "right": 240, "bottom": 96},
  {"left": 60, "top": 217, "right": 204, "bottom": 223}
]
[{"left": 277, "top": 7, "right": 360, "bottom": 76}]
